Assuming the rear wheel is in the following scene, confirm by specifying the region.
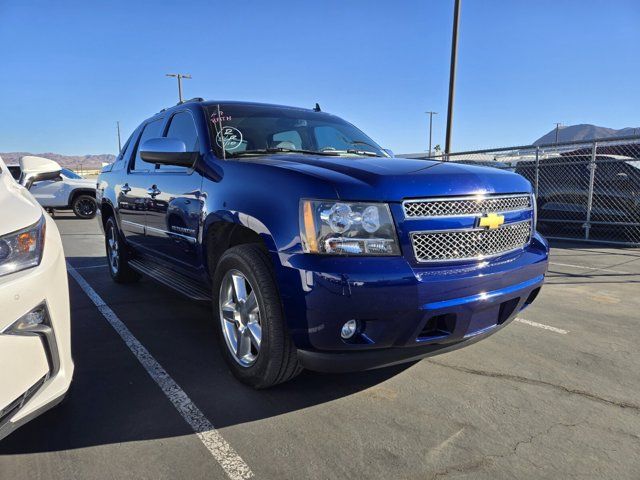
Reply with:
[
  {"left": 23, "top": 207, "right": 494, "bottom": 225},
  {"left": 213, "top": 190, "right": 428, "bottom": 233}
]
[
  {"left": 213, "top": 244, "right": 301, "bottom": 388},
  {"left": 72, "top": 194, "right": 97, "bottom": 219},
  {"left": 105, "top": 217, "right": 140, "bottom": 283}
]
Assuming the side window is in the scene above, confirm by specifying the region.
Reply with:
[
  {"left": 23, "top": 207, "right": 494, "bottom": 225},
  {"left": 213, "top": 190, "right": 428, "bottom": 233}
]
[
  {"left": 271, "top": 130, "right": 302, "bottom": 149},
  {"left": 131, "top": 119, "right": 164, "bottom": 172},
  {"left": 160, "top": 112, "right": 200, "bottom": 171},
  {"left": 114, "top": 130, "right": 138, "bottom": 171},
  {"left": 8, "top": 166, "right": 21, "bottom": 180}
]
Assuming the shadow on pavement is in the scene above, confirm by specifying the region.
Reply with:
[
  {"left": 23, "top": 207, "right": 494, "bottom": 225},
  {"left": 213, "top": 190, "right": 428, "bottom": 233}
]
[{"left": 0, "top": 256, "right": 413, "bottom": 455}]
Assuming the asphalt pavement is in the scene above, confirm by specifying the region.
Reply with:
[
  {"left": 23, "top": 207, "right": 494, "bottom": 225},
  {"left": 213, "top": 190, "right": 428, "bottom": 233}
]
[{"left": 1, "top": 212, "right": 639, "bottom": 479}]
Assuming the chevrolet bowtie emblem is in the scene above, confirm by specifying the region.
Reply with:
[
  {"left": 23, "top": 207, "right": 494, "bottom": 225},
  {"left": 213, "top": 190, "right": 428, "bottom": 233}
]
[{"left": 478, "top": 212, "right": 505, "bottom": 230}]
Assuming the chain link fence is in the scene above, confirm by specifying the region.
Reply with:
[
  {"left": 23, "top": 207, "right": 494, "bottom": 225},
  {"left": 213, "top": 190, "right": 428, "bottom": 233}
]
[{"left": 403, "top": 136, "right": 640, "bottom": 246}]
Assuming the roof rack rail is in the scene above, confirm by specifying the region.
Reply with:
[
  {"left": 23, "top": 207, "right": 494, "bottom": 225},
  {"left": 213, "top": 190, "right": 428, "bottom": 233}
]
[
  {"left": 159, "top": 97, "right": 204, "bottom": 113},
  {"left": 178, "top": 97, "right": 204, "bottom": 105}
]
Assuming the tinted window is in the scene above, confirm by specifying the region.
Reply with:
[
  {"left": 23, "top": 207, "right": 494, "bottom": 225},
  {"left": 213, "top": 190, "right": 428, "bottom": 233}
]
[
  {"left": 115, "top": 129, "right": 139, "bottom": 171},
  {"left": 160, "top": 112, "right": 199, "bottom": 171},
  {"left": 8, "top": 165, "right": 21, "bottom": 180},
  {"left": 132, "top": 119, "right": 164, "bottom": 171},
  {"left": 315, "top": 126, "right": 354, "bottom": 151},
  {"left": 166, "top": 112, "right": 199, "bottom": 151},
  {"left": 118, "top": 132, "right": 134, "bottom": 160},
  {"left": 61, "top": 168, "right": 83, "bottom": 179},
  {"left": 205, "top": 104, "right": 386, "bottom": 158},
  {"left": 272, "top": 130, "right": 302, "bottom": 149}
]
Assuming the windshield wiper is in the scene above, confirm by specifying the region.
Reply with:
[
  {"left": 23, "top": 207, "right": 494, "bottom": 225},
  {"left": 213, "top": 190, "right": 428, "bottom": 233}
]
[
  {"left": 228, "top": 148, "right": 340, "bottom": 157},
  {"left": 346, "top": 149, "right": 381, "bottom": 157}
]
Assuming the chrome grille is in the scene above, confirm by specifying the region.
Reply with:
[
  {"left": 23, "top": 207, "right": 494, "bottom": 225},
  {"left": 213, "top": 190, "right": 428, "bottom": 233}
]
[
  {"left": 411, "top": 221, "right": 532, "bottom": 262},
  {"left": 404, "top": 194, "right": 532, "bottom": 218}
]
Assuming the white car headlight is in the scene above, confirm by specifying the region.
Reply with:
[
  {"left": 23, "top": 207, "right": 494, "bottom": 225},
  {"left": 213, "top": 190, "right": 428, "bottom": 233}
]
[
  {"left": 300, "top": 200, "right": 400, "bottom": 255},
  {"left": 0, "top": 216, "right": 46, "bottom": 277}
]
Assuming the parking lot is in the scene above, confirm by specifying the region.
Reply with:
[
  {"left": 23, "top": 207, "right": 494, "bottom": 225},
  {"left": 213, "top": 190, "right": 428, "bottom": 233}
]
[{"left": 1, "top": 213, "right": 639, "bottom": 479}]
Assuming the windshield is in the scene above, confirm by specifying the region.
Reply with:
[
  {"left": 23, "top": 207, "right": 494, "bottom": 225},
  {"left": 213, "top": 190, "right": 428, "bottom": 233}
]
[
  {"left": 61, "top": 168, "right": 83, "bottom": 179},
  {"left": 205, "top": 104, "right": 388, "bottom": 158}
]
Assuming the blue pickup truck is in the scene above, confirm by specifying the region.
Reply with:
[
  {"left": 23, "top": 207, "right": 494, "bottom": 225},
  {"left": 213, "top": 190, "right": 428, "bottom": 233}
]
[{"left": 97, "top": 99, "right": 548, "bottom": 388}]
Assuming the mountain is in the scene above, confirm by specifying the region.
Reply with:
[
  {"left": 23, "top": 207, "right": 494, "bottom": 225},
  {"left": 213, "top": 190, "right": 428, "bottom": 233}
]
[
  {"left": 0, "top": 152, "right": 115, "bottom": 169},
  {"left": 533, "top": 124, "right": 639, "bottom": 145}
]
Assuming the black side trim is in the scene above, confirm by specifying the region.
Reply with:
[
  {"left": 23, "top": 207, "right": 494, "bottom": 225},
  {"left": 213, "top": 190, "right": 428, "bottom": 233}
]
[{"left": 128, "top": 258, "right": 211, "bottom": 301}]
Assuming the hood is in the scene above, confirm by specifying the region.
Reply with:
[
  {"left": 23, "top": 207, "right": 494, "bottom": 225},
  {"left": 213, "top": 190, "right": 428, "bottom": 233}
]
[
  {"left": 0, "top": 159, "right": 43, "bottom": 236},
  {"left": 240, "top": 154, "right": 532, "bottom": 201}
]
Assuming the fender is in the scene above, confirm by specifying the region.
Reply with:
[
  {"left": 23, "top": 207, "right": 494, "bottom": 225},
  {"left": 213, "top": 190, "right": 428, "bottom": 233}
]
[
  {"left": 98, "top": 197, "right": 120, "bottom": 230},
  {"left": 68, "top": 187, "right": 96, "bottom": 205}
]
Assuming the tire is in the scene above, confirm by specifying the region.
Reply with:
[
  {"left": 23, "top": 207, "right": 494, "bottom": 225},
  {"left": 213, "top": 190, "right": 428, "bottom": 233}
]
[
  {"left": 105, "top": 217, "right": 140, "bottom": 283},
  {"left": 212, "top": 244, "right": 302, "bottom": 388},
  {"left": 72, "top": 194, "right": 97, "bottom": 219}
]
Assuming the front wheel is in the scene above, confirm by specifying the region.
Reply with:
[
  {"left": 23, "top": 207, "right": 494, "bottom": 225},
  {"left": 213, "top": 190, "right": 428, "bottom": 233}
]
[
  {"left": 213, "top": 244, "right": 301, "bottom": 388},
  {"left": 72, "top": 194, "right": 97, "bottom": 219}
]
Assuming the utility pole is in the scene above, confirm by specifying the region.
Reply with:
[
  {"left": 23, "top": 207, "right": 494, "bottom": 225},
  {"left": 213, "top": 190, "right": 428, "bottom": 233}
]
[
  {"left": 426, "top": 111, "right": 438, "bottom": 156},
  {"left": 554, "top": 122, "right": 562, "bottom": 144},
  {"left": 166, "top": 73, "right": 192, "bottom": 103},
  {"left": 445, "top": 0, "right": 461, "bottom": 156},
  {"left": 116, "top": 121, "right": 122, "bottom": 151}
]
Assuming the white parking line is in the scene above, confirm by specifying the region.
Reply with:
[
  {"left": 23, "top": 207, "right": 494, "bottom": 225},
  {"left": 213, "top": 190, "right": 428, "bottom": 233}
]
[
  {"left": 549, "top": 261, "right": 631, "bottom": 275},
  {"left": 67, "top": 264, "right": 254, "bottom": 480},
  {"left": 515, "top": 317, "right": 568, "bottom": 334},
  {"left": 73, "top": 263, "right": 108, "bottom": 270}
]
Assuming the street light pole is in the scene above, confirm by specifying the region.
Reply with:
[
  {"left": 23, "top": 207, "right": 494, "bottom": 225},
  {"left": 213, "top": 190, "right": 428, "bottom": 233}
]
[
  {"left": 445, "top": 0, "right": 461, "bottom": 156},
  {"left": 554, "top": 122, "right": 562, "bottom": 144},
  {"left": 426, "top": 111, "right": 438, "bottom": 157},
  {"left": 166, "top": 73, "right": 192, "bottom": 103}
]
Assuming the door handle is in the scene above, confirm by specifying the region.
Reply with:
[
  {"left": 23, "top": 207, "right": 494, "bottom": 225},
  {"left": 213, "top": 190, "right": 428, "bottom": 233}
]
[
  {"left": 147, "top": 186, "right": 161, "bottom": 197},
  {"left": 121, "top": 183, "right": 131, "bottom": 194}
]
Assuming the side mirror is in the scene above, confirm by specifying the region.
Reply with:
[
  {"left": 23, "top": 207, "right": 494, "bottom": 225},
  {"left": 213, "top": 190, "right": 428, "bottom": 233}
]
[
  {"left": 18, "top": 156, "right": 62, "bottom": 190},
  {"left": 25, "top": 171, "right": 62, "bottom": 190},
  {"left": 383, "top": 148, "right": 394, "bottom": 158},
  {"left": 139, "top": 138, "right": 198, "bottom": 167}
]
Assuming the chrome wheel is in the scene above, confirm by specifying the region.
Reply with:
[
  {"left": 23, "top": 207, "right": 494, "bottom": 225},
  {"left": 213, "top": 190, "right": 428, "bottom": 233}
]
[
  {"left": 107, "top": 225, "right": 119, "bottom": 274},
  {"left": 218, "top": 269, "right": 262, "bottom": 367}
]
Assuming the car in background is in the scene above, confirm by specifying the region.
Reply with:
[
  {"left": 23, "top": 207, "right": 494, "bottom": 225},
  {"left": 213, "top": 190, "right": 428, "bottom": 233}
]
[
  {"left": 0, "top": 155, "right": 73, "bottom": 441},
  {"left": 8, "top": 157, "right": 97, "bottom": 219},
  {"left": 515, "top": 154, "right": 640, "bottom": 230}
]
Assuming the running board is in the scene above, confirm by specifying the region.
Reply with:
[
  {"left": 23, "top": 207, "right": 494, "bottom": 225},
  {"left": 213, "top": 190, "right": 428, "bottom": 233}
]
[{"left": 128, "top": 258, "right": 212, "bottom": 302}]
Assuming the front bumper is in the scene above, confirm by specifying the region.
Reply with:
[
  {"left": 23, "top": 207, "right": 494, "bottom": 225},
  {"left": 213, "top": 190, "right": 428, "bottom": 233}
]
[
  {"left": 276, "top": 233, "right": 548, "bottom": 372},
  {"left": 297, "top": 275, "right": 543, "bottom": 372},
  {"left": 0, "top": 214, "right": 73, "bottom": 441}
]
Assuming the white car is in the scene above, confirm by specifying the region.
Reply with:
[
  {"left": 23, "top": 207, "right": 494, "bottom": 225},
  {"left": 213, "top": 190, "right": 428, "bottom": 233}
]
[
  {"left": 8, "top": 156, "right": 97, "bottom": 219},
  {"left": 0, "top": 156, "right": 73, "bottom": 441}
]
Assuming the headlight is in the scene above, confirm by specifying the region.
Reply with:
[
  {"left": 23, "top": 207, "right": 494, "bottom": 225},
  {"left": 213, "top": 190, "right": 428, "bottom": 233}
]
[
  {"left": 300, "top": 200, "right": 400, "bottom": 255},
  {"left": 0, "top": 216, "right": 46, "bottom": 277}
]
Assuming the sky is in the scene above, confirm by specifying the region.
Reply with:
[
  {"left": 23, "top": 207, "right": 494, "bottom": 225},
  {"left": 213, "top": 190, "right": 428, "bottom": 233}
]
[{"left": 0, "top": 0, "right": 638, "bottom": 156}]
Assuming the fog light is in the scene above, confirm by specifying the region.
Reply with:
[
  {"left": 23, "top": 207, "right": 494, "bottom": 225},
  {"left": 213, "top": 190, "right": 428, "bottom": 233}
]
[
  {"left": 341, "top": 319, "right": 358, "bottom": 339},
  {"left": 3, "top": 305, "right": 48, "bottom": 334}
]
